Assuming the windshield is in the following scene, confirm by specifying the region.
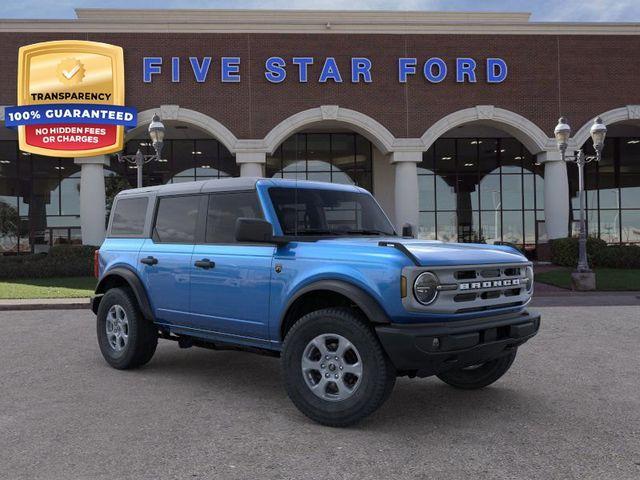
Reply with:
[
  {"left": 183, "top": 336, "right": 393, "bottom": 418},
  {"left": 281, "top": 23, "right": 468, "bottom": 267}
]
[{"left": 268, "top": 187, "right": 396, "bottom": 237}]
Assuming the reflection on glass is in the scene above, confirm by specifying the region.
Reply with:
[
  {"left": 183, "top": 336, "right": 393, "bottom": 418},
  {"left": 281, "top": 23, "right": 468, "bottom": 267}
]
[
  {"left": 457, "top": 210, "right": 481, "bottom": 243},
  {"left": 501, "top": 175, "right": 523, "bottom": 210},
  {"left": 60, "top": 178, "right": 80, "bottom": 215},
  {"left": 524, "top": 211, "right": 536, "bottom": 245},
  {"left": 620, "top": 175, "right": 640, "bottom": 209},
  {"left": 418, "top": 174, "right": 435, "bottom": 211},
  {"left": 481, "top": 210, "right": 501, "bottom": 244},
  {"left": 435, "top": 176, "right": 456, "bottom": 210},
  {"left": 266, "top": 133, "right": 373, "bottom": 192},
  {"left": 599, "top": 210, "right": 620, "bottom": 243},
  {"left": 621, "top": 210, "right": 640, "bottom": 243},
  {"left": 418, "top": 211, "right": 436, "bottom": 240},
  {"left": 480, "top": 175, "right": 501, "bottom": 211},
  {"left": 502, "top": 211, "right": 523, "bottom": 245},
  {"left": 456, "top": 175, "right": 479, "bottom": 210},
  {"left": 436, "top": 211, "right": 457, "bottom": 242}
]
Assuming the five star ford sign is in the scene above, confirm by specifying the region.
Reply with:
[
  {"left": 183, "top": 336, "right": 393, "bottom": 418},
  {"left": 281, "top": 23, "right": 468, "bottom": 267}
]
[{"left": 5, "top": 40, "right": 137, "bottom": 157}]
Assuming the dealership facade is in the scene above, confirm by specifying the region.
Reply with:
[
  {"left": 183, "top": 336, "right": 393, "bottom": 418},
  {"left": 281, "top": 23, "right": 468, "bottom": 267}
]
[{"left": 0, "top": 9, "right": 639, "bottom": 253}]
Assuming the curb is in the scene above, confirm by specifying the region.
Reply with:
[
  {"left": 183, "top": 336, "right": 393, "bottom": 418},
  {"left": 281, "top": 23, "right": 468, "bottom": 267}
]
[{"left": 0, "top": 298, "right": 90, "bottom": 311}]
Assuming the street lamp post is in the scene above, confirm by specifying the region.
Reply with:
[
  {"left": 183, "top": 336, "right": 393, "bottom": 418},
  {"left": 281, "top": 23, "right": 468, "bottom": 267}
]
[
  {"left": 117, "top": 113, "right": 166, "bottom": 188},
  {"left": 553, "top": 116, "right": 607, "bottom": 281}
]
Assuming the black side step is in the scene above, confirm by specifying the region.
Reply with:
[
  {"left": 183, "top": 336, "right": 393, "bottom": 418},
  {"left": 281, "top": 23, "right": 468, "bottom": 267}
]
[{"left": 378, "top": 241, "right": 420, "bottom": 266}]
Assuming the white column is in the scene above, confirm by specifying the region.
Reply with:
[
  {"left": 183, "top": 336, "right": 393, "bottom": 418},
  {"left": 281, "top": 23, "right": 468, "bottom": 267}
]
[
  {"left": 74, "top": 155, "right": 108, "bottom": 246},
  {"left": 538, "top": 151, "right": 569, "bottom": 240},
  {"left": 236, "top": 151, "right": 266, "bottom": 177},
  {"left": 391, "top": 151, "right": 421, "bottom": 235}
]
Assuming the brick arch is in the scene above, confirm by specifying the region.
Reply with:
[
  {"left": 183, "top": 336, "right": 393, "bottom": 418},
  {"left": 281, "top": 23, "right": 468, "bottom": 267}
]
[
  {"left": 127, "top": 105, "right": 239, "bottom": 153},
  {"left": 420, "top": 105, "right": 553, "bottom": 154},
  {"left": 572, "top": 105, "right": 640, "bottom": 148},
  {"left": 263, "top": 105, "right": 396, "bottom": 155}
]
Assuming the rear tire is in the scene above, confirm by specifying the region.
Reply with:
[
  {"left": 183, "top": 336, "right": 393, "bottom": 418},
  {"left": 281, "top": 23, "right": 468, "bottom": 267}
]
[
  {"left": 282, "top": 308, "right": 396, "bottom": 427},
  {"left": 436, "top": 350, "right": 517, "bottom": 390},
  {"left": 97, "top": 287, "right": 158, "bottom": 370}
]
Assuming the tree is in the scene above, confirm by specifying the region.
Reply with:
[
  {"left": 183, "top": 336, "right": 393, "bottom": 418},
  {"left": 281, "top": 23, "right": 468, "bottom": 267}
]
[
  {"left": 0, "top": 201, "right": 20, "bottom": 250},
  {"left": 105, "top": 174, "right": 132, "bottom": 216}
]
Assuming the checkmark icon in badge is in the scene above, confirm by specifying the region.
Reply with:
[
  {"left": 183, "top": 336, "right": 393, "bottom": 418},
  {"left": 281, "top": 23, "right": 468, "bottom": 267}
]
[
  {"left": 62, "top": 64, "right": 80, "bottom": 79},
  {"left": 56, "top": 58, "right": 85, "bottom": 85}
]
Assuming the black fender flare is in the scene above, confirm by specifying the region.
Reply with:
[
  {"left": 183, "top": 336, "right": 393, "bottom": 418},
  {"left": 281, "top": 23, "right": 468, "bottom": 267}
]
[
  {"left": 281, "top": 279, "right": 391, "bottom": 328},
  {"left": 92, "top": 267, "right": 154, "bottom": 321}
]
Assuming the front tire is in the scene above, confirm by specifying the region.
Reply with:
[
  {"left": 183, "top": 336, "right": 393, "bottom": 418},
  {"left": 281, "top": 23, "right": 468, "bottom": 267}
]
[
  {"left": 282, "top": 308, "right": 396, "bottom": 427},
  {"left": 97, "top": 287, "right": 158, "bottom": 370},
  {"left": 436, "top": 350, "right": 517, "bottom": 390}
]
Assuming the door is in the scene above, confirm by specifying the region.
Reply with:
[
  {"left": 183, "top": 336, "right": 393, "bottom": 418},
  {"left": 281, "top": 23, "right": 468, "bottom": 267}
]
[
  {"left": 189, "top": 191, "right": 275, "bottom": 340},
  {"left": 138, "top": 194, "right": 203, "bottom": 325}
]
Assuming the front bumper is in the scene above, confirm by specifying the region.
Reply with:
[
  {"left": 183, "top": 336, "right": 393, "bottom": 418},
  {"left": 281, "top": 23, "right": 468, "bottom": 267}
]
[{"left": 375, "top": 310, "right": 540, "bottom": 377}]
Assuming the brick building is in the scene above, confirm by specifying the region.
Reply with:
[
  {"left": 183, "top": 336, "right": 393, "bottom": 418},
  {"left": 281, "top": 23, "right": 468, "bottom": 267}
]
[{"left": 0, "top": 9, "right": 639, "bottom": 252}]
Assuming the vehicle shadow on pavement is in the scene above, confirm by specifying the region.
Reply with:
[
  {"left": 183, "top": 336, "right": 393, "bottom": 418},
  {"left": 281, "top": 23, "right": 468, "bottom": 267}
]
[{"left": 106, "top": 342, "right": 548, "bottom": 429}]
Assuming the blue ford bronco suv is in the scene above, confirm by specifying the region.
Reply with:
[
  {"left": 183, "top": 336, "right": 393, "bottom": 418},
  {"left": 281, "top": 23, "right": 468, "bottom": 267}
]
[{"left": 93, "top": 177, "right": 539, "bottom": 426}]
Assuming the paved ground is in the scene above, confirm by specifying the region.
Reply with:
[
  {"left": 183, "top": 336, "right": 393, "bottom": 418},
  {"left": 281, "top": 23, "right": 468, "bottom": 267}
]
[{"left": 1, "top": 308, "right": 639, "bottom": 480}]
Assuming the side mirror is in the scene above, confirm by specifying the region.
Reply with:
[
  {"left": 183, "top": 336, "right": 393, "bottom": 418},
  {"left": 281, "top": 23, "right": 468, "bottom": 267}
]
[
  {"left": 235, "top": 218, "right": 275, "bottom": 243},
  {"left": 401, "top": 223, "right": 414, "bottom": 238}
]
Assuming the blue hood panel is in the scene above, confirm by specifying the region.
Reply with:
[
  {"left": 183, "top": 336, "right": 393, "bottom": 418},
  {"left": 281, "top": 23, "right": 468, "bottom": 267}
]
[
  {"left": 399, "top": 240, "right": 526, "bottom": 266},
  {"left": 315, "top": 237, "right": 527, "bottom": 266}
]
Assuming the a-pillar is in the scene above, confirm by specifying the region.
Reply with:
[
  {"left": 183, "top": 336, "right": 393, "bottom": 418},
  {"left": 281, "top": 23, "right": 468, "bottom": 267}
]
[
  {"left": 237, "top": 151, "right": 266, "bottom": 177},
  {"left": 391, "top": 151, "right": 421, "bottom": 236},
  {"left": 74, "top": 155, "right": 109, "bottom": 246},
  {"left": 538, "top": 151, "right": 569, "bottom": 240}
]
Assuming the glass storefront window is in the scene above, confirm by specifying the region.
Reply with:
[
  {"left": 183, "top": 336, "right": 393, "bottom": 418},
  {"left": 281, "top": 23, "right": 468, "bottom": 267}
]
[
  {"left": 0, "top": 137, "right": 237, "bottom": 253},
  {"left": 266, "top": 133, "right": 373, "bottom": 192},
  {"left": 436, "top": 211, "right": 457, "bottom": 242},
  {"left": 419, "top": 137, "right": 544, "bottom": 249},
  {"left": 621, "top": 210, "right": 640, "bottom": 243},
  {"left": 568, "top": 136, "right": 640, "bottom": 244}
]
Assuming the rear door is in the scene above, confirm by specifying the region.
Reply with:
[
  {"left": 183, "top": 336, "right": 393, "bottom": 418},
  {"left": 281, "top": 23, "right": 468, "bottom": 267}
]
[
  {"left": 138, "top": 194, "right": 204, "bottom": 325},
  {"left": 189, "top": 191, "right": 275, "bottom": 340}
]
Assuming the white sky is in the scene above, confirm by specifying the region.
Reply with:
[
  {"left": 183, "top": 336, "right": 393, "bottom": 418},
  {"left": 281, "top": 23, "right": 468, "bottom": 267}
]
[{"left": 1, "top": 0, "right": 638, "bottom": 22}]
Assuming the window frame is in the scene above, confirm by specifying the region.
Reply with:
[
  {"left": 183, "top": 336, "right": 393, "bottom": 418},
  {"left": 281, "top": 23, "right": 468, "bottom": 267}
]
[
  {"left": 202, "top": 189, "right": 266, "bottom": 245},
  {"left": 107, "top": 196, "right": 151, "bottom": 238},
  {"left": 150, "top": 193, "right": 206, "bottom": 245}
]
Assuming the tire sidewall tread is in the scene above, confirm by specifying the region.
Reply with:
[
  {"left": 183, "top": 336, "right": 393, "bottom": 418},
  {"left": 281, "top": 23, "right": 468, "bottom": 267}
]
[
  {"left": 281, "top": 307, "right": 396, "bottom": 427},
  {"left": 96, "top": 287, "right": 158, "bottom": 370}
]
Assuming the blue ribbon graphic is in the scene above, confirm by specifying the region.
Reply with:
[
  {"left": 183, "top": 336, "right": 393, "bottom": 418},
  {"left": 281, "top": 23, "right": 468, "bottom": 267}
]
[{"left": 5, "top": 104, "right": 138, "bottom": 128}]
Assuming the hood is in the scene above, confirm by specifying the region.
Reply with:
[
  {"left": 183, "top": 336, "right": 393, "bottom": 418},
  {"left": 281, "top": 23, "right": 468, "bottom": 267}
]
[
  {"left": 315, "top": 237, "right": 527, "bottom": 266},
  {"left": 398, "top": 239, "right": 527, "bottom": 266}
]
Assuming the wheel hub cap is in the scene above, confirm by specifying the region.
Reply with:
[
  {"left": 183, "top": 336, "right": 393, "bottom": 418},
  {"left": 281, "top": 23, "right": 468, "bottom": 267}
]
[
  {"left": 301, "top": 333, "right": 363, "bottom": 402},
  {"left": 105, "top": 304, "right": 129, "bottom": 352}
]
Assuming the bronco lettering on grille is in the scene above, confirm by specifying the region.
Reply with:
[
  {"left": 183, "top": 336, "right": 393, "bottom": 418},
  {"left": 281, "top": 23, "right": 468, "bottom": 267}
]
[{"left": 459, "top": 278, "right": 521, "bottom": 290}]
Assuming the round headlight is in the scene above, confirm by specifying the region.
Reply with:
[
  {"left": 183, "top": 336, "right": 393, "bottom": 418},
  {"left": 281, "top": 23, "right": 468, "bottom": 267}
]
[
  {"left": 413, "top": 272, "right": 439, "bottom": 305},
  {"left": 525, "top": 266, "right": 534, "bottom": 293}
]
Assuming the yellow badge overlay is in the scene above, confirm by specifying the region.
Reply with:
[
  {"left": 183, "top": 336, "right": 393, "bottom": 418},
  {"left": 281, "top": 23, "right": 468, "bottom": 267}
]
[{"left": 15, "top": 40, "right": 126, "bottom": 157}]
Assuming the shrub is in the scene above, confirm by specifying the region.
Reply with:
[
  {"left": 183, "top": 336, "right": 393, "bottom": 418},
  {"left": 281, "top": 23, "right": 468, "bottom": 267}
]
[
  {"left": 593, "top": 244, "right": 640, "bottom": 269},
  {"left": 0, "top": 245, "right": 97, "bottom": 279},
  {"left": 550, "top": 237, "right": 640, "bottom": 269}
]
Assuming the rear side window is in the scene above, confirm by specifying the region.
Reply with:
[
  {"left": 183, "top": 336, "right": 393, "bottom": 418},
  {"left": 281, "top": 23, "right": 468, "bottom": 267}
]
[
  {"left": 153, "top": 195, "right": 200, "bottom": 243},
  {"left": 206, "top": 192, "right": 263, "bottom": 243},
  {"left": 110, "top": 197, "right": 148, "bottom": 236}
]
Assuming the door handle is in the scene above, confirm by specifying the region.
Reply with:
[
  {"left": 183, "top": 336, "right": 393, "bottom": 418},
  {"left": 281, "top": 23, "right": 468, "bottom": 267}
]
[
  {"left": 140, "top": 256, "right": 158, "bottom": 266},
  {"left": 194, "top": 259, "right": 215, "bottom": 269}
]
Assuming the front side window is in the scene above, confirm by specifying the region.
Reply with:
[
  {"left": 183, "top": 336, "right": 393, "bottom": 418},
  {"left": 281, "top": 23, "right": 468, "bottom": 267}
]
[
  {"left": 206, "top": 191, "right": 263, "bottom": 243},
  {"left": 110, "top": 197, "right": 148, "bottom": 236},
  {"left": 268, "top": 187, "right": 395, "bottom": 236},
  {"left": 153, "top": 195, "right": 200, "bottom": 243}
]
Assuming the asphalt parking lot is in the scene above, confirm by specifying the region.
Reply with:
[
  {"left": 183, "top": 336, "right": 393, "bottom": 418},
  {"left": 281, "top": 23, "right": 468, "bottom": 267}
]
[{"left": 1, "top": 307, "right": 639, "bottom": 480}]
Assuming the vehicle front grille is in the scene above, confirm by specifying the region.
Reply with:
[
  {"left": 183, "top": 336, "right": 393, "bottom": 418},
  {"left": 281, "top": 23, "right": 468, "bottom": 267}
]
[{"left": 403, "top": 262, "right": 533, "bottom": 315}]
